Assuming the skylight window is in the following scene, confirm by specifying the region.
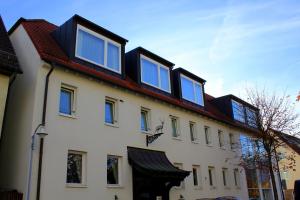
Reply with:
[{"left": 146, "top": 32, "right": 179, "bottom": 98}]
[
  {"left": 75, "top": 25, "right": 121, "bottom": 73},
  {"left": 180, "top": 74, "right": 204, "bottom": 106},
  {"left": 140, "top": 55, "right": 171, "bottom": 93}
]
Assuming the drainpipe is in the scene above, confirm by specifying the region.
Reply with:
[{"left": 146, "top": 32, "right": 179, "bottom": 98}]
[{"left": 26, "top": 64, "right": 54, "bottom": 200}]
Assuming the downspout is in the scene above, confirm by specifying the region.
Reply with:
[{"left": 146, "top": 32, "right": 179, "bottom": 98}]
[{"left": 26, "top": 64, "right": 54, "bottom": 200}]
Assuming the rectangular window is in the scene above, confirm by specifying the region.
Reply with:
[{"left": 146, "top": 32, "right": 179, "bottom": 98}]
[
  {"left": 174, "top": 163, "right": 184, "bottom": 188},
  {"left": 59, "top": 85, "right": 75, "bottom": 116},
  {"left": 246, "top": 107, "right": 257, "bottom": 127},
  {"left": 232, "top": 100, "right": 245, "bottom": 122},
  {"left": 180, "top": 74, "right": 204, "bottom": 106},
  {"left": 222, "top": 168, "right": 229, "bottom": 187},
  {"left": 218, "top": 130, "right": 224, "bottom": 148},
  {"left": 171, "top": 116, "right": 180, "bottom": 138},
  {"left": 192, "top": 165, "right": 201, "bottom": 187},
  {"left": 208, "top": 166, "right": 216, "bottom": 187},
  {"left": 107, "top": 155, "right": 121, "bottom": 185},
  {"left": 141, "top": 108, "right": 150, "bottom": 132},
  {"left": 105, "top": 100, "right": 115, "bottom": 124},
  {"left": 189, "top": 122, "right": 197, "bottom": 142},
  {"left": 140, "top": 55, "right": 171, "bottom": 93},
  {"left": 234, "top": 168, "right": 240, "bottom": 187},
  {"left": 66, "top": 151, "right": 86, "bottom": 185},
  {"left": 229, "top": 133, "right": 235, "bottom": 150},
  {"left": 75, "top": 25, "right": 121, "bottom": 73},
  {"left": 204, "top": 126, "right": 212, "bottom": 145}
]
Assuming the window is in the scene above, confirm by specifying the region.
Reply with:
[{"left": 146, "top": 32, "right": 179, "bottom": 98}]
[
  {"left": 232, "top": 100, "right": 245, "bottom": 122},
  {"left": 75, "top": 25, "right": 121, "bottom": 73},
  {"left": 140, "top": 55, "right": 171, "bottom": 92},
  {"left": 222, "top": 168, "right": 229, "bottom": 187},
  {"left": 229, "top": 133, "right": 235, "bottom": 150},
  {"left": 105, "top": 98, "right": 117, "bottom": 125},
  {"left": 218, "top": 130, "right": 224, "bottom": 148},
  {"left": 66, "top": 151, "right": 86, "bottom": 185},
  {"left": 171, "top": 116, "right": 180, "bottom": 138},
  {"left": 141, "top": 108, "right": 150, "bottom": 132},
  {"left": 107, "top": 155, "right": 121, "bottom": 185},
  {"left": 208, "top": 166, "right": 216, "bottom": 187},
  {"left": 60, "top": 85, "right": 76, "bottom": 116},
  {"left": 180, "top": 74, "right": 204, "bottom": 106},
  {"left": 246, "top": 107, "right": 257, "bottom": 127},
  {"left": 204, "top": 126, "right": 212, "bottom": 145},
  {"left": 189, "top": 122, "right": 197, "bottom": 142},
  {"left": 174, "top": 163, "right": 184, "bottom": 188},
  {"left": 192, "top": 165, "right": 201, "bottom": 188},
  {"left": 233, "top": 168, "right": 240, "bottom": 187}
]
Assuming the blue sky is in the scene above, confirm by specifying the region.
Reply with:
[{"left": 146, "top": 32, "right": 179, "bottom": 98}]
[{"left": 1, "top": 0, "right": 300, "bottom": 111}]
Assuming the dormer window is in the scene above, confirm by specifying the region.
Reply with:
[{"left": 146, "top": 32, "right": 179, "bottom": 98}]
[
  {"left": 75, "top": 25, "right": 121, "bottom": 73},
  {"left": 232, "top": 100, "right": 245, "bottom": 123},
  {"left": 140, "top": 55, "right": 171, "bottom": 93},
  {"left": 246, "top": 107, "right": 257, "bottom": 127},
  {"left": 180, "top": 74, "right": 204, "bottom": 106}
]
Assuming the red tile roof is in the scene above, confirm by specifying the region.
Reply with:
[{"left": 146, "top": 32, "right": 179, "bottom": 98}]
[{"left": 14, "top": 19, "right": 258, "bottom": 134}]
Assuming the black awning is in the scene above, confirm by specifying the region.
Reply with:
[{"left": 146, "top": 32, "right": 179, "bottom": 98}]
[{"left": 127, "top": 147, "right": 190, "bottom": 179}]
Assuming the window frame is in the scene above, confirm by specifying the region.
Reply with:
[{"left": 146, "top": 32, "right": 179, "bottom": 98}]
[
  {"left": 192, "top": 165, "right": 202, "bottom": 189},
  {"left": 66, "top": 150, "right": 87, "bottom": 187},
  {"left": 59, "top": 84, "right": 76, "bottom": 117},
  {"left": 208, "top": 166, "right": 216, "bottom": 189},
  {"left": 180, "top": 74, "right": 204, "bottom": 106},
  {"left": 218, "top": 130, "right": 225, "bottom": 149},
  {"left": 204, "top": 126, "right": 212, "bottom": 146},
  {"left": 170, "top": 116, "right": 180, "bottom": 138},
  {"left": 75, "top": 24, "right": 122, "bottom": 74},
  {"left": 105, "top": 97, "right": 118, "bottom": 126},
  {"left": 140, "top": 54, "right": 171, "bottom": 93},
  {"left": 222, "top": 168, "right": 229, "bottom": 188},
  {"left": 189, "top": 121, "right": 198, "bottom": 142},
  {"left": 140, "top": 107, "right": 151, "bottom": 133},
  {"left": 234, "top": 168, "right": 241, "bottom": 188},
  {"left": 231, "top": 100, "right": 246, "bottom": 123},
  {"left": 107, "top": 155, "right": 122, "bottom": 187},
  {"left": 229, "top": 133, "right": 235, "bottom": 150},
  {"left": 174, "top": 163, "right": 184, "bottom": 189}
]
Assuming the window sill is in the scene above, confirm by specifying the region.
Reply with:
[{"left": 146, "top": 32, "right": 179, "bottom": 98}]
[
  {"left": 191, "top": 140, "right": 199, "bottom": 144},
  {"left": 107, "top": 184, "right": 123, "bottom": 189},
  {"left": 209, "top": 186, "right": 216, "bottom": 190},
  {"left": 105, "top": 122, "right": 119, "bottom": 128},
  {"left": 172, "top": 137, "right": 182, "bottom": 141},
  {"left": 194, "top": 186, "right": 202, "bottom": 190},
  {"left": 206, "top": 143, "right": 213, "bottom": 147},
  {"left": 59, "top": 113, "right": 77, "bottom": 119},
  {"left": 66, "top": 183, "right": 87, "bottom": 188},
  {"left": 141, "top": 130, "right": 151, "bottom": 134}
]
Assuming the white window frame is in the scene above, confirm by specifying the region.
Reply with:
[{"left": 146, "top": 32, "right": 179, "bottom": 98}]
[
  {"left": 192, "top": 165, "right": 202, "bottom": 189},
  {"left": 105, "top": 97, "right": 118, "bottom": 127},
  {"left": 222, "top": 168, "right": 230, "bottom": 188},
  {"left": 75, "top": 24, "right": 122, "bottom": 74},
  {"left": 218, "top": 130, "right": 225, "bottom": 149},
  {"left": 180, "top": 74, "right": 204, "bottom": 106},
  {"left": 234, "top": 168, "right": 241, "bottom": 188},
  {"left": 140, "top": 54, "right": 171, "bottom": 93},
  {"left": 208, "top": 166, "right": 216, "bottom": 189},
  {"left": 170, "top": 116, "right": 180, "bottom": 138},
  {"left": 204, "top": 126, "right": 212, "bottom": 146},
  {"left": 141, "top": 107, "right": 151, "bottom": 133},
  {"left": 59, "top": 83, "right": 77, "bottom": 118},
  {"left": 189, "top": 121, "right": 198, "bottom": 143},
  {"left": 66, "top": 150, "right": 87, "bottom": 187},
  {"left": 107, "top": 155, "right": 122, "bottom": 187}
]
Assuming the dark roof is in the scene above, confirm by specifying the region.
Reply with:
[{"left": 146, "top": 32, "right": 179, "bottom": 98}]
[
  {"left": 278, "top": 133, "right": 300, "bottom": 155},
  {"left": 8, "top": 18, "right": 260, "bottom": 135},
  {"left": 0, "top": 16, "right": 21, "bottom": 75},
  {"left": 220, "top": 94, "right": 258, "bottom": 110},
  {"left": 127, "top": 146, "right": 190, "bottom": 179},
  {"left": 173, "top": 67, "right": 206, "bottom": 83}
]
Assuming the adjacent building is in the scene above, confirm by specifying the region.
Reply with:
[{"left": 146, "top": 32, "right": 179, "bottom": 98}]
[{"left": 0, "top": 15, "right": 283, "bottom": 200}]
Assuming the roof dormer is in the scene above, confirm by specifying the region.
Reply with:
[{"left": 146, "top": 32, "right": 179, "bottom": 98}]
[
  {"left": 173, "top": 68, "right": 206, "bottom": 107},
  {"left": 52, "top": 15, "right": 128, "bottom": 78},
  {"left": 125, "top": 47, "right": 174, "bottom": 94}
]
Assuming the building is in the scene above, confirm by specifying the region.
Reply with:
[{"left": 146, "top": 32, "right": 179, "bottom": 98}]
[
  {"left": 0, "top": 15, "right": 283, "bottom": 200},
  {"left": 0, "top": 16, "right": 21, "bottom": 139}
]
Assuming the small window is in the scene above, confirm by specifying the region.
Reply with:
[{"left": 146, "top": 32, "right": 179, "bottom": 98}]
[
  {"left": 180, "top": 74, "right": 204, "bottom": 106},
  {"left": 232, "top": 100, "right": 245, "bottom": 123},
  {"left": 229, "top": 133, "right": 235, "bottom": 150},
  {"left": 107, "top": 155, "right": 121, "bottom": 185},
  {"left": 204, "top": 126, "right": 212, "bottom": 145},
  {"left": 222, "top": 168, "right": 229, "bottom": 187},
  {"left": 208, "top": 166, "right": 216, "bottom": 187},
  {"left": 66, "top": 151, "right": 86, "bottom": 185},
  {"left": 174, "top": 163, "right": 184, "bottom": 188},
  {"left": 141, "top": 108, "right": 150, "bottom": 132},
  {"left": 171, "top": 116, "right": 180, "bottom": 138},
  {"left": 234, "top": 168, "right": 240, "bottom": 187},
  {"left": 218, "top": 130, "right": 224, "bottom": 148},
  {"left": 105, "top": 98, "right": 117, "bottom": 125},
  {"left": 189, "top": 122, "right": 197, "bottom": 142},
  {"left": 59, "top": 85, "right": 76, "bottom": 116},
  {"left": 192, "top": 165, "right": 201, "bottom": 188},
  {"left": 140, "top": 55, "right": 171, "bottom": 93}
]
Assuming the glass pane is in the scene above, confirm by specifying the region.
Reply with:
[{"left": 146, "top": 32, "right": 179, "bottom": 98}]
[
  {"left": 246, "top": 107, "right": 257, "bottom": 127},
  {"left": 105, "top": 101, "right": 114, "bottom": 124},
  {"left": 205, "top": 127, "right": 210, "bottom": 144},
  {"left": 171, "top": 118, "right": 177, "bottom": 137},
  {"left": 141, "top": 111, "right": 148, "bottom": 131},
  {"left": 208, "top": 169, "right": 213, "bottom": 186},
  {"left": 160, "top": 67, "right": 170, "bottom": 91},
  {"left": 193, "top": 168, "right": 198, "bottom": 186},
  {"left": 107, "top": 43, "right": 120, "bottom": 71},
  {"left": 222, "top": 169, "right": 227, "bottom": 186},
  {"left": 181, "top": 76, "right": 195, "bottom": 102},
  {"left": 232, "top": 100, "right": 245, "bottom": 122},
  {"left": 190, "top": 123, "right": 195, "bottom": 141},
  {"left": 76, "top": 29, "right": 104, "bottom": 65},
  {"left": 141, "top": 58, "right": 159, "bottom": 87},
  {"left": 107, "top": 156, "right": 119, "bottom": 184},
  {"left": 60, "top": 89, "right": 72, "bottom": 115},
  {"left": 67, "top": 153, "right": 82, "bottom": 184},
  {"left": 195, "top": 83, "right": 204, "bottom": 106}
]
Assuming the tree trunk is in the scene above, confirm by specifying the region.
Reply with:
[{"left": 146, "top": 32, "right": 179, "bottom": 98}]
[{"left": 268, "top": 155, "right": 279, "bottom": 200}]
